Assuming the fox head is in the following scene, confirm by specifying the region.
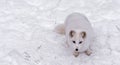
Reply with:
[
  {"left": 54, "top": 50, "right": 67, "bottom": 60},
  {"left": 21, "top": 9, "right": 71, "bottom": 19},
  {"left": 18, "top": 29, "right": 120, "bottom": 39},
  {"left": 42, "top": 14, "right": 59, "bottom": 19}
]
[{"left": 69, "top": 30, "right": 86, "bottom": 52}]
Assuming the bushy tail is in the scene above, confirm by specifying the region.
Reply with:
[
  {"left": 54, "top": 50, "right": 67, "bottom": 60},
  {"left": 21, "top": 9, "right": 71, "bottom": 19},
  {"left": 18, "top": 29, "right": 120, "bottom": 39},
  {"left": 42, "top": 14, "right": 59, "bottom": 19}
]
[{"left": 54, "top": 24, "right": 65, "bottom": 35}]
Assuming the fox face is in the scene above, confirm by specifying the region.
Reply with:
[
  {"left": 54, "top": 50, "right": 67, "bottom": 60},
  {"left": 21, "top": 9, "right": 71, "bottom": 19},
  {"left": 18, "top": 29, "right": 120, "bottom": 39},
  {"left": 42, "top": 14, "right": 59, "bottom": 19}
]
[{"left": 69, "top": 30, "right": 86, "bottom": 52}]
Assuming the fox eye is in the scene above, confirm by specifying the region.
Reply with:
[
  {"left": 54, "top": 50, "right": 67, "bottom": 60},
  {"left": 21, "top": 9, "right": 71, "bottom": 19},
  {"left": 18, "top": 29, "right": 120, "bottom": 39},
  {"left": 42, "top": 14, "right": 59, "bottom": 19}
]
[
  {"left": 79, "top": 41, "right": 82, "bottom": 44},
  {"left": 73, "top": 41, "right": 76, "bottom": 44}
]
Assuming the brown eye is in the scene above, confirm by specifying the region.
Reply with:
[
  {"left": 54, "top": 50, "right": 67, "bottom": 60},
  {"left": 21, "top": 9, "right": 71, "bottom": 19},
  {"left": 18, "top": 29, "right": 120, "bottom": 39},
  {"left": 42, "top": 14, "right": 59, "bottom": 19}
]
[
  {"left": 73, "top": 41, "right": 76, "bottom": 44},
  {"left": 79, "top": 41, "right": 82, "bottom": 44}
]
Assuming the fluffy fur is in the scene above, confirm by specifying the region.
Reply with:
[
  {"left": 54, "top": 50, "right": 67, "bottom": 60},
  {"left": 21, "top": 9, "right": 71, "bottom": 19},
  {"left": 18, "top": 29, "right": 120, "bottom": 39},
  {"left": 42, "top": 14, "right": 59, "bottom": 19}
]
[{"left": 54, "top": 12, "right": 94, "bottom": 57}]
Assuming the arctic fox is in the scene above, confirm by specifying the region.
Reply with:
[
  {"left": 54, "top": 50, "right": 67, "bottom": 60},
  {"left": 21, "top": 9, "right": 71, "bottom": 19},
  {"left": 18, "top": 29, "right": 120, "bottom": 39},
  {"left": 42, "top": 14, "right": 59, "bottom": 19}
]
[{"left": 54, "top": 13, "right": 94, "bottom": 57}]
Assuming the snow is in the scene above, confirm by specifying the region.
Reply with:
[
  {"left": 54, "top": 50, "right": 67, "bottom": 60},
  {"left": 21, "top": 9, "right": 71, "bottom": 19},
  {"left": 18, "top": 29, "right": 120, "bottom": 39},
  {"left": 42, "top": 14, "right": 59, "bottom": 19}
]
[{"left": 0, "top": 0, "right": 120, "bottom": 65}]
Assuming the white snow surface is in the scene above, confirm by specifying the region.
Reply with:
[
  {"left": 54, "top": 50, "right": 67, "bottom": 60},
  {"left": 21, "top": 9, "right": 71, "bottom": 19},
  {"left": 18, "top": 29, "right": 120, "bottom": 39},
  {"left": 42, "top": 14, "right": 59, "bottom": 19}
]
[{"left": 0, "top": 0, "right": 120, "bottom": 65}]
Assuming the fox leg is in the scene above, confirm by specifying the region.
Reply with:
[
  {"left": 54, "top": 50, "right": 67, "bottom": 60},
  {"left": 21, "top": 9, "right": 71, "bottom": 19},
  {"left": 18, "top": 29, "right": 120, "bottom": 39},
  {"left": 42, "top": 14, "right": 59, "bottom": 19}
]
[{"left": 66, "top": 40, "right": 69, "bottom": 48}]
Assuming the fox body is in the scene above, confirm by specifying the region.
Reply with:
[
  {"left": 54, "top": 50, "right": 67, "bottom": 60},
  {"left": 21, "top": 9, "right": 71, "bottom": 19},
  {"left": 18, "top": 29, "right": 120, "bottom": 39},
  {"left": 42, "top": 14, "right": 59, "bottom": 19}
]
[{"left": 55, "top": 13, "right": 94, "bottom": 57}]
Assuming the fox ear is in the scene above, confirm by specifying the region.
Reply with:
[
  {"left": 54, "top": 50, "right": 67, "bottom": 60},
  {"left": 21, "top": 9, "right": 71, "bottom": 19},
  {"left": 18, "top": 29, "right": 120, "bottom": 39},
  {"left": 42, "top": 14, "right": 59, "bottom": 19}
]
[
  {"left": 81, "top": 31, "right": 86, "bottom": 39},
  {"left": 69, "top": 30, "right": 75, "bottom": 38}
]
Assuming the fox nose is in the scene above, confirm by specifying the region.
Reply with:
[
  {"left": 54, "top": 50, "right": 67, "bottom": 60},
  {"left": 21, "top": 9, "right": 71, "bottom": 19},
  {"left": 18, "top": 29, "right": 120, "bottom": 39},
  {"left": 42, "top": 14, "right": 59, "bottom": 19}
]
[{"left": 75, "top": 48, "right": 78, "bottom": 51}]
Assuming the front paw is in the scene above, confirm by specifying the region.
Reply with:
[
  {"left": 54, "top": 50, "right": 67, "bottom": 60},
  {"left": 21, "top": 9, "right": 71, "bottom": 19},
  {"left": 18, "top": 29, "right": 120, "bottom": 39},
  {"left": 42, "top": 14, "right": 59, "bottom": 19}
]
[
  {"left": 85, "top": 50, "right": 92, "bottom": 56},
  {"left": 73, "top": 52, "right": 79, "bottom": 57}
]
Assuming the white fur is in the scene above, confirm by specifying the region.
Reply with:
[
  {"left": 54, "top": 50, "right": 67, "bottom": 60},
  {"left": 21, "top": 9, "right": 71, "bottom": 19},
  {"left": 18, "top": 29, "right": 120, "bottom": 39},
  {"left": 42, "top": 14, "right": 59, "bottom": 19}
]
[{"left": 54, "top": 13, "right": 94, "bottom": 57}]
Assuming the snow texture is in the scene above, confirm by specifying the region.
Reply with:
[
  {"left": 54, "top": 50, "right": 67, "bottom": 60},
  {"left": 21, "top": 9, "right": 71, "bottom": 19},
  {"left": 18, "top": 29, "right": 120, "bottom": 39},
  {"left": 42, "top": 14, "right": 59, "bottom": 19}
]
[{"left": 0, "top": 0, "right": 120, "bottom": 65}]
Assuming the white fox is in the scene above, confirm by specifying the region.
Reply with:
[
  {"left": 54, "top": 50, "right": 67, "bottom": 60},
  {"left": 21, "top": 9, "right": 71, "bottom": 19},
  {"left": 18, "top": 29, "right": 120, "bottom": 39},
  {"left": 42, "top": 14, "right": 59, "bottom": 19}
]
[{"left": 54, "top": 13, "right": 94, "bottom": 57}]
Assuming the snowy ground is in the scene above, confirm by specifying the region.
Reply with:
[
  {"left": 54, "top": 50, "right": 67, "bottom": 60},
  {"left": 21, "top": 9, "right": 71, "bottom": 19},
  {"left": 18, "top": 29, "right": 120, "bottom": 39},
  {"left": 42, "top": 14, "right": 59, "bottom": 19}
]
[{"left": 0, "top": 0, "right": 120, "bottom": 65}]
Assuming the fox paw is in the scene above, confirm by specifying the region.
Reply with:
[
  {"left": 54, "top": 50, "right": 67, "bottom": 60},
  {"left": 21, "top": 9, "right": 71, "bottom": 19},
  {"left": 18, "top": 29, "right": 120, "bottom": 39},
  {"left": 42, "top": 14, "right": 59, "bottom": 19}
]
[
  {"left": 73, "top": 52, "right": 79, "bottom": 57},
  {"left": 85, "top": 50, "right": 92, "bottom": 56}
]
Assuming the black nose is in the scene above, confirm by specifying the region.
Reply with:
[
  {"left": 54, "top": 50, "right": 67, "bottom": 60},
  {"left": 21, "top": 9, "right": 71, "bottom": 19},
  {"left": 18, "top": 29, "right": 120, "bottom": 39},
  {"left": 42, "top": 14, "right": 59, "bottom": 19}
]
[{"left": 75, "top": 48, "right": 78, "bottom": 51}]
